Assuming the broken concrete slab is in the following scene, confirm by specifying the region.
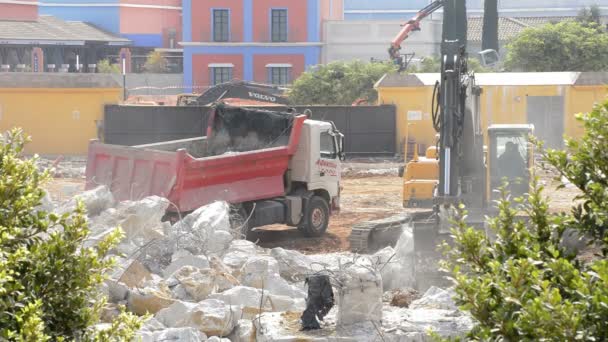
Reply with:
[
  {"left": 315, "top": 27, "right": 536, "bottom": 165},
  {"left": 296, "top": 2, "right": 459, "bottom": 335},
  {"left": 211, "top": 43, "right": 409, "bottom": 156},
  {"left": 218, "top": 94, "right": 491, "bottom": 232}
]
[
  {"left": 239, "top": 256, "right": 306, "bottom": 298},
  {"left": 271, "top": 247, "right": 313, "bottom": 282},
  {"left": 170, "top": 266, "right": 217, "bottom": 302},
  {"left": 229, "top": 319, "right": 255, "bottom": 342},
  {"left": 337, "top": 262, "right": 383, "bottom": 326},
  {"left": 117, "top": 259, "right": 153, "bottom": 288},
  {"left": 206, "top": 337, "right": 231, "bottom": 342},
  {"left": 170, "top": 201, "right": 231, "bottom": 255},
  {"left": 127, "top": 286, "right": 176, "bottom": 315},
  {"left": 163, "top": 252, "right": 210, "bottom": 278},
  {"left": 209, "top": 286, "right": 303, "bottom": 320},
  {"left": 105, "top": 280, "right": 129, "bottom": 303},
  {"left": 409, "top": 286, "right": 457, "bottom": 311},
  {"left": 58, "top": 185, "right": 115, "bottom": 217},
  {"left": 156, "top": 299, "right": 240, "bottom": 337},
  {"left": 138, "top": 327, "right": 207, "bottom": 342}
]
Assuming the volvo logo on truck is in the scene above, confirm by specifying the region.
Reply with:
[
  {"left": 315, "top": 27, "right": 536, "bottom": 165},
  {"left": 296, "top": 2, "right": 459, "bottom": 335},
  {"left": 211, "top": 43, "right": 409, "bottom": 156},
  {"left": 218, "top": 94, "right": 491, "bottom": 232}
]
[{"left": 248, "top": 92, "right": 277, "bottom": 103}]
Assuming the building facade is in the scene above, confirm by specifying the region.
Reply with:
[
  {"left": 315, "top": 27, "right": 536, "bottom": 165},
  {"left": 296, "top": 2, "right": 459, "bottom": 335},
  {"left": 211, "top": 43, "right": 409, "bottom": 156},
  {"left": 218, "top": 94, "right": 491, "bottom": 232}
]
[
  {"left": 344, "top": 0, "right": 608, "bottom": 20},
  {"left": 182, "top": 0, "right": 343, "bottom": 90}
]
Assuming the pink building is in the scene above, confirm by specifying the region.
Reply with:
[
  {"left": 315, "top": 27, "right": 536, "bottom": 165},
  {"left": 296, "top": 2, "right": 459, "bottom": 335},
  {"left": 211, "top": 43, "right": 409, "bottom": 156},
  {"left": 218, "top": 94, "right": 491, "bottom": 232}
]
[{"left": 183, "top": 0, "right": 343, "bottom": 90}]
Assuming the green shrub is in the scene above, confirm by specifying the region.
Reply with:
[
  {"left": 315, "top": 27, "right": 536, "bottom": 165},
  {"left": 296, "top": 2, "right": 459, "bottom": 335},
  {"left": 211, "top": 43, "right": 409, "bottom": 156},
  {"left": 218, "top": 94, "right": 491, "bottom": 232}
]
[
  {"left": 439, "top": 99, "right": 608, "bottom": 340},
  {"left": 0, "top": 129, "right": 143, "bottom": 341}
]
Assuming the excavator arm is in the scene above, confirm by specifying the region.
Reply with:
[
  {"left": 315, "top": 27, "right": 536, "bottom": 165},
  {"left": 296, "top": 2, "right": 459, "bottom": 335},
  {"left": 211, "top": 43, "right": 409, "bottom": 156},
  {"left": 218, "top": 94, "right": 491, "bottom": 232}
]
[{"left": 389, "top": 0, "right": 444, "bottom": 70}]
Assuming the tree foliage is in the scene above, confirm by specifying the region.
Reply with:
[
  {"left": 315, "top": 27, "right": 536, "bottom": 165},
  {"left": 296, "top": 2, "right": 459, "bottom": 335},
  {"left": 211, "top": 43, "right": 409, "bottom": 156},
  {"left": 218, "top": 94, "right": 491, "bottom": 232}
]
[
  {"left": 505, "top": 20, "right": 608, "bottom": 72},
  {"left": 143, "top": 51, "right": 170, "bottom": 73},
  {"left": 288, "top": 60, "right": 398, "bottom": 105},
  {"left": 577, "top": 5, "right": 602, "bottom": 26},
  {"left": 96, "top": 59, "right": 121, "bottom": 74},
  {"left": 440, "top": 99, "right": 608, "bottom": 340},
  {"left": 0, "top": 129, "right": 143, "bottom": 341},
  {"left": 409, "top": 56, "right": 490, "bottom": 73}
]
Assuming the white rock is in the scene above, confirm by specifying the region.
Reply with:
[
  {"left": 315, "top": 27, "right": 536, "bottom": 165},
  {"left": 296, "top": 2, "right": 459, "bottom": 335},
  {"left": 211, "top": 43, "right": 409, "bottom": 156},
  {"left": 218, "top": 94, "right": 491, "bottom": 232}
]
[
  {"left": 156, "top": 299, "right": 239, "bottom": 337},
  {"left": 209, "top": 286, "right": 303, "bottom": 319},
  {"left": 171, "top": 201, "right": 230, "bottom": 255},
  {"left": 138, "top": 327, "right": 207, "bottom": 342},
  {"left": 127, "top": 286, "right": 176, "bottom": 315},
  {"left": 206, "top": 337, "right": 230, "bottom": 342},
  {"left": 410, "top": 287, "right": 457, "bottom": 311},
  {"left": 270, "top": 247, "right": 313, "bottom": 281},
  {"left": 337, "top": 262, "right": 383, "bottom": 326},
  {"left": 239, "top": 256, "right": 280, "bottom": 288},
  {"left": 164, "top": 253, "right": 210, "bottom": 278},
  {"left": 229, "top": 319, "right": 254, "bottom": 342},
  {"left": 170, "top": 266, "right": 217, "bottom": 301},
  {"left": 139, "top": 318, "right": 166, "bottom": 332},
  {"left": 59, "top": 185, "right": 115, "bottom": 217}
]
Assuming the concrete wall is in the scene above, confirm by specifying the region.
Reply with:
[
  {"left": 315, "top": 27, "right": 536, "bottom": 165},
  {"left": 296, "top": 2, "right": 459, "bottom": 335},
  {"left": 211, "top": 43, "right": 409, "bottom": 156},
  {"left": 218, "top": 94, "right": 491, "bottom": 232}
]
[
  {"left": 323, "top": 19, "right": 442, "bottom": 63},
  {"left": 0, "top": 73, "right": 121, "bottom": 155},
  {"left": 0, "top": 0, "right": 38, "bottom": 20},
  {"left": 112, "top": 73, "right": 185, "bottom": 95},
  {"left": 376, "top": 74, "right": 608, "bottom": 154}
]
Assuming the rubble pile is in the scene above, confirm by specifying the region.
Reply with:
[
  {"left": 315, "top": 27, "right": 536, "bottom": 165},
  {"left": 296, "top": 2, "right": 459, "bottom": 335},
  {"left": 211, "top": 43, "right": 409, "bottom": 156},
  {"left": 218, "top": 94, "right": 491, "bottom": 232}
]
[
  {"left": 43, "top": 186, "right": 474, "bottom": 341},
  {"left": 36, "top": 156, "right": 87, "bottom": 178}
]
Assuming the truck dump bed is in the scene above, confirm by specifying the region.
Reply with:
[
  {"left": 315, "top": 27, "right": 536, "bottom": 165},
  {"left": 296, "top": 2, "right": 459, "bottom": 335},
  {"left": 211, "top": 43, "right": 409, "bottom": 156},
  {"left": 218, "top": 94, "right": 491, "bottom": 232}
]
[{"left": 86, "top": 105, "right": 306, "bottom": 212}]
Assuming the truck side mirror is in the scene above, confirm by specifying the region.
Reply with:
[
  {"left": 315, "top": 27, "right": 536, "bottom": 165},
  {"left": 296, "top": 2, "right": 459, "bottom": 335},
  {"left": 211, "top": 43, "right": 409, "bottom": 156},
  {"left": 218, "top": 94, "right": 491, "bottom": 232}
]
[
  {"left": 338, "top": 134, "right": 346, "bottom": 161},
  {"left": 479, "top": 49, "right": 499, "bottom": 67}
]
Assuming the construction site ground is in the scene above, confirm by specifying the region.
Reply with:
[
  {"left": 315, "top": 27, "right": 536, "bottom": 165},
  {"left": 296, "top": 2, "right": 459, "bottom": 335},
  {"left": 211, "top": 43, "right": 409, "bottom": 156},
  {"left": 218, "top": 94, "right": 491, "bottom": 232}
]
[{"left": 45, "top": 160, "right": 578, "bottom": 255}]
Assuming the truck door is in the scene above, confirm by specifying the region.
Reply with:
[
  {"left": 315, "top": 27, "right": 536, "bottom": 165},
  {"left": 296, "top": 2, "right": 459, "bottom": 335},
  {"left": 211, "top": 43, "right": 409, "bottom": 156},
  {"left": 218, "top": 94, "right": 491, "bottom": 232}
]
[{"left": 317, "top": 130, "right": 340, "bottom": 182}]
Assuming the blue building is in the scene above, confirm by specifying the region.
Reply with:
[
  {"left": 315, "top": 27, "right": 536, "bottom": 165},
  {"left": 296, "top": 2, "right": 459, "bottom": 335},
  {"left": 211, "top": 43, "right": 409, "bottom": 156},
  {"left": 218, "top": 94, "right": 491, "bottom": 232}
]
[{"left": 344, "top": 0, "right": 608, "bottom": 20}]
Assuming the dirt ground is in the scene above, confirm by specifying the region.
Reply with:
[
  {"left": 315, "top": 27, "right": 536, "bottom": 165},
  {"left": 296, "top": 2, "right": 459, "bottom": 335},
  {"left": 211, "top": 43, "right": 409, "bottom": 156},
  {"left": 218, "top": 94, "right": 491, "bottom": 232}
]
[{"left": 44, "top": 162, "right": 579, "bottom": 255}]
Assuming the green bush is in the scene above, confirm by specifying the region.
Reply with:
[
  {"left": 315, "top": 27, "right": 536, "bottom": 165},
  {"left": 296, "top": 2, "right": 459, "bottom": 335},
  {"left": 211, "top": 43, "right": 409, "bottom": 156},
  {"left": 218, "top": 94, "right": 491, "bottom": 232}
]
[
  {"left": 0, "top": 129, "right": 143, "bottom": 341},
  {"left": 288, "top": 60, "right": 398, "bottom": 105},
  {"left": 439, "top": 99, "right": 608, "bottom": 340},
  {"left": 97, "top": 59, "right": 121, "bottom": 74}
]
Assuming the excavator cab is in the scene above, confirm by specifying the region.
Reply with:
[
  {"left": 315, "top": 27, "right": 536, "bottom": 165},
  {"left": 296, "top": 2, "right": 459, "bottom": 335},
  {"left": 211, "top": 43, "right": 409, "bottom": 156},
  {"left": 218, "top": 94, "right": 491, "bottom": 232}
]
[{"left": 487, "top": 125, "right": 535, "bottom": 201}]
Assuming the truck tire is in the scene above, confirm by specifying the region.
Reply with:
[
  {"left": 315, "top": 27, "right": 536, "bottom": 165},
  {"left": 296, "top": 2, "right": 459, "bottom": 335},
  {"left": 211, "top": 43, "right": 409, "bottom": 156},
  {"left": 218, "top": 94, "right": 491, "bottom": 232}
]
[{"left": 301, "top": 196, "right": 330, "bottom": 237}]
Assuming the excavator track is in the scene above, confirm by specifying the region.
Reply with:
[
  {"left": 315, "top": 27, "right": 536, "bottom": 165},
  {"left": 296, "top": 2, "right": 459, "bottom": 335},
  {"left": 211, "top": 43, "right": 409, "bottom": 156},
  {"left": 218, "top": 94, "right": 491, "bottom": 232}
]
[{"left": 349, "top": 214, "right": 413, "bottom": 253}]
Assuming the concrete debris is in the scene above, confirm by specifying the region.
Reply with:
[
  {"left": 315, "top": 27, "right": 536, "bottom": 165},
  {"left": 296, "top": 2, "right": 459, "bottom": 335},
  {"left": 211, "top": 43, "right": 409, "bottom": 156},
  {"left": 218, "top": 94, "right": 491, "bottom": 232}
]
[
  {"left": 37, "top": 156, "right": 86, "bottom": 179},
  {"left": 140, "top": 318, "right": 167, "bottom": 332},
  {"left": 229, "top": 319, "right": 255, "bottom": 342},
  {"left": 410, "top": 286, "right": 458, "bottom": 311},
  {"left": 138, "top": 327, "right": 207, "bottom": 342},
  {"left": 117, "top": 259, "right": 153, "bottom": 288},
  {"left": 222, "top": 240, "right": 260, "bottom": 271},
  {"left": 169, "top": 266, "right": 218, "bottom": 302},
  {"left": 171, "top": 201, "right": 231, "bottom": 255},
  {"left": 127, "top": 286, "right": 176, "bottom": 315},
  {"left": 209, "top": 286, "right": 304, "bottom": 320},
  {"left": 373, "top": 226, "right": 415, "bottom": 291},
  {"left": 156, "top": 299, "right": 240, "bottom": 337},
  {"left": 100, "top": 303, "right": 121, "bottom": 323},
  {"left": 207, "top": 337, "right": 231, "bottom": 342},
  {"left": 255, "top": 303, "right": 473, "bottom": 342},
  {"left": 337, "top": 262, "right": 383, "bottom": 326},
  {"left": 59, "top": 185, "right": 115, "bottom": 217},
  {"left": 270, "top": 247, "right": 313, "bottom": 281},
  {"left": 105, "top": 279, "right": 129, "bottom": 303},
  {"left": 163, "top": 251, "right": 210, "bottom": 278},
  {"left": 239, "top": 256, "right": 306, "bottom": 298}
]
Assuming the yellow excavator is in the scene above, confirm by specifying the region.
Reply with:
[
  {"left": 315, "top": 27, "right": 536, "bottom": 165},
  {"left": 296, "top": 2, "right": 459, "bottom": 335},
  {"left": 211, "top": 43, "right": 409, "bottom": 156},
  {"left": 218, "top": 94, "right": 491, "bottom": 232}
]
[{"left": 349, "top": 0, "right": 536, "bottom": 290}]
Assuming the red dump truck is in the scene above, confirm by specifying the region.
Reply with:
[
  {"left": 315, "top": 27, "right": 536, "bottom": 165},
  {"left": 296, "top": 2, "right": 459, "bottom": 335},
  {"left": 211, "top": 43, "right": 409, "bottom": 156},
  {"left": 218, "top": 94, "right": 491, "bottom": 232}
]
[{"left": 85, "top": 104, "right": 344, "bottom": 238}]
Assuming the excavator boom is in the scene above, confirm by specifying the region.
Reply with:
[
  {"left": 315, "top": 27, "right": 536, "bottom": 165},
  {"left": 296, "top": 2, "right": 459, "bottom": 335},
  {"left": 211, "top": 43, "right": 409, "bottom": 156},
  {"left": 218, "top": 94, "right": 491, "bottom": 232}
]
[{"left": 389, "top": 0, "right": 444, "bottom": 70}]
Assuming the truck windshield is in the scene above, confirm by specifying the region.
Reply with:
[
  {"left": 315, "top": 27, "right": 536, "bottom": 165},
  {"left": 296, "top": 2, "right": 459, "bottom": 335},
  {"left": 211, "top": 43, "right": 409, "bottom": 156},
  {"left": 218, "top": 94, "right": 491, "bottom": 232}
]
[{"left": 320, "top": 132, "right": 337, "bottom": 159}]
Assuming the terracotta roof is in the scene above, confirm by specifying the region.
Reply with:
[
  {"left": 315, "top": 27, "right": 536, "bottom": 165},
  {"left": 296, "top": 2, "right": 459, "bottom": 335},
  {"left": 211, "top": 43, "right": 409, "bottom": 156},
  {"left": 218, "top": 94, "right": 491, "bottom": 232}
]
[
  {"left": 467, "top": 16, "right": 531, "bottom": 42},
  {"left": 0, "top": 15, "right": 130, "bottom": 45}
]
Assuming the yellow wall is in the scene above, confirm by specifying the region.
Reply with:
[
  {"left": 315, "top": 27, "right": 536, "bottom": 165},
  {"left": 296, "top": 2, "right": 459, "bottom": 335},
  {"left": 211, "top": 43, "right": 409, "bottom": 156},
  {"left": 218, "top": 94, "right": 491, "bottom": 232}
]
[
  {"left": 0, "top": 88, "right": 121, "bottom": 155},
  {"left": 378, "top": 84, "right": 608, "bottom": 153}
]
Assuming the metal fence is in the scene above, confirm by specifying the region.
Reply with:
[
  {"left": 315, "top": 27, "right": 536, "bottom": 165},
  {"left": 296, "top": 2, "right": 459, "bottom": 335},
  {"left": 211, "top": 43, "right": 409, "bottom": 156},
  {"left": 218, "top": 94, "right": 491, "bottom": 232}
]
[{"left": 104, "top": 104, "right": 396, "bottom": 156}]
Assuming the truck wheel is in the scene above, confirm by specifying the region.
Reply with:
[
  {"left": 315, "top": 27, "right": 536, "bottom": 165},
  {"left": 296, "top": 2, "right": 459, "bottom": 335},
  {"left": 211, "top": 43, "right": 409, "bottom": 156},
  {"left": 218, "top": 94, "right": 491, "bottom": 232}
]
[
  {"left": 229, "top": 206, "right": 254, "bottom": 241},
  {"left": 301, "top": 196, "right": 330, "bottom": 237}
]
